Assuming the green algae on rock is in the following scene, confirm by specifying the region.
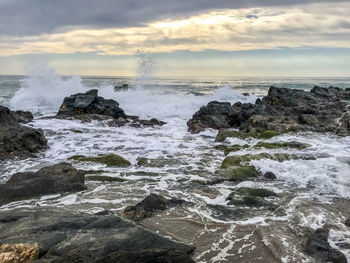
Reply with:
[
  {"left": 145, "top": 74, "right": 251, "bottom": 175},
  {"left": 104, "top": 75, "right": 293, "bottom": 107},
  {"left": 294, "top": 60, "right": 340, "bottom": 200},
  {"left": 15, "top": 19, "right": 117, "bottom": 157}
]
[
  {"left": 221, "top": 153, "right": 300, "bottom": 169},
  {"left": 214, "top": 144, "right": 249, "bottom": 155},
  {"left": 68, "top": 154, "right": 131, "bottom": 167},
  {"left": 254, "top": 141, "right": 310, "bottom": 150},
  {"left": 227, "top": 187, "right": 278, "bottom": 207},
  {"left": 215, "top": 129, "right": 280, "bottom": 142},
  {"left": 216, "top": 166, "right": 259, "bottom": 182},
  {"left": 137, "top": 157, "right": 186, "bottom": 168}
]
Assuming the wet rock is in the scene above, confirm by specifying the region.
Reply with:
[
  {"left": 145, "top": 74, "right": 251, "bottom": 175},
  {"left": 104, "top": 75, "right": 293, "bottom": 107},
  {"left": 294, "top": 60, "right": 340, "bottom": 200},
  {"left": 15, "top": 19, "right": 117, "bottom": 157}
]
[
  {"left": 254, "top": 141, "right": 311, "bottom": 150},
  {"left": 124, "top": 194, "right": 168, "bottom": 220},
  {"left": 12, "top": 110, "right": 34, "bottom": 124},
  {"left": 305, "top": 228, "right": 347, "bottom": 263},
  {"left": 68, "top": 154, "right": 131, "bottom": 167},
  {"left": 214, "top": 144, "right": 249, "bottom": 155},
  {"left": 215, "top": 129, "right": 279, "bottom": 142},
  {"left": 227, "top": 187, "right": 277, "bottom": 207},
  {"left": 0, "top": 243, "right": 39, "bottom": 263},
  {"left": 187, "top": 101, "right": 236, "bottom": 133},
  {"left": 216, "top": 166, "right": 259, "bottom": 182},
  {"left": 0, "top": 163, "right": 86, "bottom": 206},
  {"left": 221, "top": 153, "right": 302, "bottom": 169},
  {"left": 264, "top": 172, "right": 277, "bottom": 180},
  {"left": 0, "top": 208, "right": 195, "bottom": 262},
  {"left": 85, "top": 175, "right": 127, "bottom": 182},
  {"left": 57, "top": 89, "right": 126, "bottom": 119},
  {"left": 188, "top": 86, "right": 350, "bottom": 136},
  {"left": 114, "top": 83, "right": 129, "bottom": 92},
  {"left": 345, "top": 219, "right": 350, "bottom": 227},
  {"left": 0, "top": 105, "right": 47, "bottom": 160},
  {"left": 137, "top": 157, "right": 186, "bottom": 168}
]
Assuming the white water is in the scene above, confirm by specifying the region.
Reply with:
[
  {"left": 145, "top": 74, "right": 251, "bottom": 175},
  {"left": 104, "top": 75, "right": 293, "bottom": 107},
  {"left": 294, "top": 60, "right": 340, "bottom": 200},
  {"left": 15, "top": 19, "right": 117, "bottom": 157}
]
[{"left": 2, "top": 68, "right": 350, "bottom": 262}]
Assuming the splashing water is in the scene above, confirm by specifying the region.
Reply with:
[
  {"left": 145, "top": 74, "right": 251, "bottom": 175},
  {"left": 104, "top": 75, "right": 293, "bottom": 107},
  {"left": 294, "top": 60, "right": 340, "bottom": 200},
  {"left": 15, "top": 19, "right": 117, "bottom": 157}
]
[
  {"left": 10, "top": 67, "right": 84, "bottom": 114},
  {"left": 133, "top": 51, "right": 155, "bottom": 89}
]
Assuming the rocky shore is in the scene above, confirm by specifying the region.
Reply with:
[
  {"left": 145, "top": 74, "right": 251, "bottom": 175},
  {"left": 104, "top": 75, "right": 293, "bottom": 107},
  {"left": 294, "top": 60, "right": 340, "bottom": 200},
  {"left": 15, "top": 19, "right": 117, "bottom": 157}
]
[{"left": 1, "top": 85, "right": 350, "bottom": 262}]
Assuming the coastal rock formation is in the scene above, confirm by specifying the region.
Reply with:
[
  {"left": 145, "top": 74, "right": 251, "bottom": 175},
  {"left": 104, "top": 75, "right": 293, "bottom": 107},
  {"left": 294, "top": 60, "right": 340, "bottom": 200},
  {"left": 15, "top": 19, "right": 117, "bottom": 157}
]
[
  {"left": 114, "top": 83, "right": 129, "bottom": 92},
  {"left": 0, "top": 243, "right": 39, "bottom": 263},
  {"left": 0, "top": 208, "right": 195, "bottom": 262},
  {"left": 0, "top": 163, "right": 86, "bottom": 206},
  {"left": 0, "top": 105, "right": 47, "bottom": 160},
  {"left": 56, "top": 89, "right": 166, "bottom": 128},
  {"left": 187, "top": 86, "right": 350, "bottom": 135},
  {"left": 305, "top": 228, "right": 347, "bottom": 263},
  {"left": 57, "top": 89, "right": 126, "bottom": 119}
]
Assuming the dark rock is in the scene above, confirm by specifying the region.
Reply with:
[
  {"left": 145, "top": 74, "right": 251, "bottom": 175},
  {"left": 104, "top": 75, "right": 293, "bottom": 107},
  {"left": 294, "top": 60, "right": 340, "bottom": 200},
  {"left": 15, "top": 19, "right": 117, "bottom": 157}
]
[
  {"left": 187, "top": 86, "right": 350, "bottom": 136},
  {"left": 305, "top": 228, "right": 347, "bottom": 263},
  {"left": 114, "top": 83, "right": 129, "bottom": 92},
  {"left": 345, "top": 219, "right": 350, "bottom": 227},
  {"left": 123, "top": 194, "right": 169, "bottom": 220},
  {"left": 0, "top": 163, "right": 86, "bottom": 206},
  {"left": 0, "top": 105, "right": 47, "bottom": 160},
  {"left": 12, "top": 110, "right": 34, "bottom": 123},
  {"left": 264, "top": 172, "right": 277, "bottom": 180},
  {"left": 57, "top": 89, "right": 126, "bottom": 119},
  {"left": 0, "top": 208, "right": 195, "bottom": 262}
]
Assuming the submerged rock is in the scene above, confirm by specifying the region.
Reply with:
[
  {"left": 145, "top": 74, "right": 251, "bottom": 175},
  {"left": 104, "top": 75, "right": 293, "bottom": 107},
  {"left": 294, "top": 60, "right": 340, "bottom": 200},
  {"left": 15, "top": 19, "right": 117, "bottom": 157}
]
[
  {"left": 227, "top": 187, "right": 277, "bottom": 207},
  {"left": 69, "top": 154, "right": 131, "bottom": 167},
  {"left": 0, "top": 208, "right": 195, "bottom": 262},
  {"left": 188, "top": 86, "right": 350, "bottom": 136},
  {"left": 0, "top": 163, "right": 86, "bottom": 206},
  {"left": 0, "top": 243, "right": 39, "bottom": 263},
  {"left": 137, "top": 157, "right": 186, "bottom": 168},
  {"left": 124, "top": 194, "right": 168, "bottom": 220},
  {"left": 215, "top": 129, "right": 279, "bottom": 142},
  {"left": 263, "top": 172, "right": 277, "bottom": 180},
  {"left": 305, "top": 228, "right": 347, "bottom": 263},
  {"left": 0, "top": 105, "right": 47, "bottom": 160},
  {"left": 216, "top": 166, "right": 259, "bottom": 182}
]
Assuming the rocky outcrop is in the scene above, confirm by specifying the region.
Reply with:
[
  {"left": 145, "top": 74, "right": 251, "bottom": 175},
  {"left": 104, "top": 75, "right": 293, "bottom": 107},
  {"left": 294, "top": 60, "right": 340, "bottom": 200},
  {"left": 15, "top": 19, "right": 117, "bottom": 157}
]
[
  {"left": 57, "top": 89, "right": 126, "bottom": 119},
  {"left": 0, "top": 163, "right": 86, "bottom": 206},
  {"left": 56, "top": 89, "right": 166, "bottom": 128},
  {"left": 305, "top": 228, "right": 347, "bottom": 263},
  {"left": 0, "top": 208, "right": 195, "bottom": 262},
  {"left": 187, "top": 86, "right": 350, "bottom": 135},
  {"left": 0, "top": 106, "right": 47, "bottom": 160}
]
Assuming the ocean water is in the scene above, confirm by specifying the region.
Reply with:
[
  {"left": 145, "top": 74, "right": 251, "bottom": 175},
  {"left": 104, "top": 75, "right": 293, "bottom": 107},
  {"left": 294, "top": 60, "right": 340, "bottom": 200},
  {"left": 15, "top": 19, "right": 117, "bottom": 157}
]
[{"left": 1, "top": 73, "right": 350, "bottom": 262}]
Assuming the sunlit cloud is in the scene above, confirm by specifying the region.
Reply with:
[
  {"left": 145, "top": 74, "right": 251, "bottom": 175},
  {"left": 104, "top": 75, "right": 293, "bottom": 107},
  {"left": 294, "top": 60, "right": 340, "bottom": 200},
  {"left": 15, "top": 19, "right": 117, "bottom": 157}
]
[{"left": 0, "top": 2, "right": 349, "bottom": 57}]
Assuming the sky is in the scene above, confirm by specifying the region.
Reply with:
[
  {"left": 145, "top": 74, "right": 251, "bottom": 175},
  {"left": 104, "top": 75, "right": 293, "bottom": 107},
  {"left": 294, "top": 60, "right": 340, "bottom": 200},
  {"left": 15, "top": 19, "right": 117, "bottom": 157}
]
[{"left": 0, "top": 0, "right": 350, "bottom": 77}]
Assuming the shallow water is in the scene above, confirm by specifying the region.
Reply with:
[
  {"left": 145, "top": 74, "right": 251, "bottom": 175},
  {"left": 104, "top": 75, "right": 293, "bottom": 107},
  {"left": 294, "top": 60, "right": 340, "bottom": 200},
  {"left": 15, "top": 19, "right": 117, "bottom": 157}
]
[{"left": 1, "top": 74, "right": 350, "bottom": 262}]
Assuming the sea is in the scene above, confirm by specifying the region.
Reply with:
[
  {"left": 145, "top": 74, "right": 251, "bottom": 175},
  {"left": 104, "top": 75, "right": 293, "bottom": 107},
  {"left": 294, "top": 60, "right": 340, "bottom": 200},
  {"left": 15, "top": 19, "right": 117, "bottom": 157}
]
[{"left": 1, "top": 73, "right": 350, "bottom": 262}]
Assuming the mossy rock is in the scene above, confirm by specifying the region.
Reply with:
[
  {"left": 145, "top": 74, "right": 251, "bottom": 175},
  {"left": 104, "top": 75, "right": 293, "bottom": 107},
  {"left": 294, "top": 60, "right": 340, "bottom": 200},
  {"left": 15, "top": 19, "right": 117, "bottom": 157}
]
[
  {"left": 214, "top": 144, "right": 249, "bottom": 155},
  {"left": 85, "top": 175, "right": 127, "bottom": 182},
  {"left": 254, "top": 141, "right": 310, "bottom": 150},
  {"left": 68, "top": 154, "right": 131, "bottom": 167},
  {"left": 217, "top": 166, "right": 259, "bottom": 182},
  {"left": 137, "top": 157, "right": 185, "bottom": 168},
  {"left": 221, "top": 153, "right": 299, "bottom": 168},
  {"left": 230, "top": 187, "right": 277, "bottom": 198},
  {"left": 228, "top": 195, "right": 269, "bottom": 207},
  {"left": 216, "top": 129, "right": 280, "bottom": 142}
]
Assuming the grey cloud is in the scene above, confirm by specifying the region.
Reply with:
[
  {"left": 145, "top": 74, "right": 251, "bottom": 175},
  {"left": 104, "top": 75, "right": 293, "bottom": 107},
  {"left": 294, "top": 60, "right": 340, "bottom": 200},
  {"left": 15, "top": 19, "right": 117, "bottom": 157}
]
[{"left": 0, "top": 0, "right": 346, "bottom": 36}]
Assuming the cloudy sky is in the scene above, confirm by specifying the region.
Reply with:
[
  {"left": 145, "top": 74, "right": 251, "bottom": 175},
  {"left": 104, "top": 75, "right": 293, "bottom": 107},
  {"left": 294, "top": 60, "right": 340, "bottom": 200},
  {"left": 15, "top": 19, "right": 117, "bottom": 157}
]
[{"left": 0, "top": 0, "right": 350, "bottom": 77}]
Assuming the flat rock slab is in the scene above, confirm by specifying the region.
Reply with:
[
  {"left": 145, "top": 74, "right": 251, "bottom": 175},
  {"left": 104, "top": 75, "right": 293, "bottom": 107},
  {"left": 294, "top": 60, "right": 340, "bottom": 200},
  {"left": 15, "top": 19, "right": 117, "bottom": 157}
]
[{"left": 0, "top": 208, "right": 195, "bottom": 263}]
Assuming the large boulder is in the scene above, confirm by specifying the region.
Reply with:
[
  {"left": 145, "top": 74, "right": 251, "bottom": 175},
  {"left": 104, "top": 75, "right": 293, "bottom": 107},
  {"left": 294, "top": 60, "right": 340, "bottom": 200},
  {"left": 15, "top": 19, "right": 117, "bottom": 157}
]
[
  {"left": 0, "top": 208, "right": 195, "bottom": 262},
  {"left": 187, "top": 86, "right": 350, "bottom": 136},
  {"left": 0, "top": 106, "right": 47, "bottom": 160},
  {"left": 57, "top": 89, "right": 126, "bottom": 119},
  {"left": 0, "top": 163, "right": 86, "bottom": 206}
]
